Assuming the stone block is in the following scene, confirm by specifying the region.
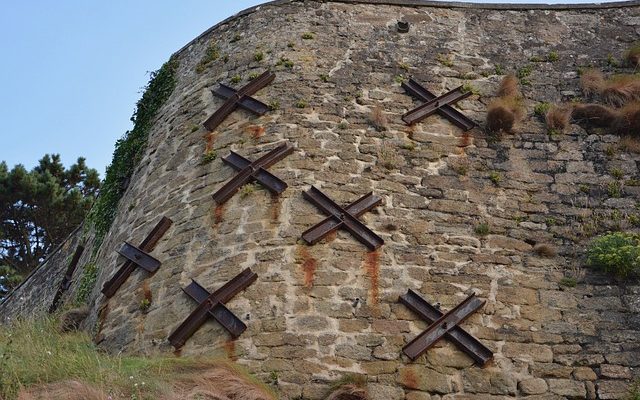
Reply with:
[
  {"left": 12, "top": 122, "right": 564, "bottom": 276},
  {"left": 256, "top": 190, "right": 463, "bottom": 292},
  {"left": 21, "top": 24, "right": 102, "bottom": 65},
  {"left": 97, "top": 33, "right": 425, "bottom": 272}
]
[
  {"left": 503, "top": 342, "right": 554, "bottom": 363},
  {"left": 519, "top": 378, "right": 548, "bottom": 395},
  {"left": 397, "top": 365, "right": 452, "bottom": 394},
  {"left": 548, "top": 379, "right": 586, "bottom": 398}
]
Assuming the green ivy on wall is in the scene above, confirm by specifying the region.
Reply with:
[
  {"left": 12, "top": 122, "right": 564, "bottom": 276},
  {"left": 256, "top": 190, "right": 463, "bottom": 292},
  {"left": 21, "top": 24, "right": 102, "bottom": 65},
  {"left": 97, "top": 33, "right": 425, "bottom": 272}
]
[{"left": 88, "top": 56, "right": 180, "bottom": 245}]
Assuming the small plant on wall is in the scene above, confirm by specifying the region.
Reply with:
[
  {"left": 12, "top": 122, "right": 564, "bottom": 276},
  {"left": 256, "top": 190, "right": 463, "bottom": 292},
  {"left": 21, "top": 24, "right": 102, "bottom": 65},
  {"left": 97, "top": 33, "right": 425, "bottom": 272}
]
[{"left": 586, "top": 232, "right": 640, "bottom": 277}]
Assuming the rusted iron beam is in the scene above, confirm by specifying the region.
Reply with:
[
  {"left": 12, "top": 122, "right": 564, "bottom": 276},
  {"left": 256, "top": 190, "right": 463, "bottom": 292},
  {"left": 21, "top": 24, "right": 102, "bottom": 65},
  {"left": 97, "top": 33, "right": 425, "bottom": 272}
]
[
  {"left": 399, "top": 289, "right": 492, "bottom": 365},
  {"left": 302, "top": 186, "right": 384, "bottom": 250},
  {"left": 212, "top": 142, "right": 293, "bottom": 204},
  {"left": 402, "top": 78, "right": 475, "bottom": 131},
  {"left": 116, "top": 242, "right": 161, "bottom": 272},
  {"left": 168, "top": 268, "right": 257, "bottom": 349},
  {"left": 182, "top": 279, "right": 247, "bottom": 337},
  {"left": 102, "top": 217, "right": 173, "bottom": 298},
  {"left": 213, "top": 83, "right": 270, "bottom": 115},
  {"left": 48, "top": 244, "right": 85, "bottom": 314},
  {"left": 203, "top": 70, "right": 275, "bottom": 131}
]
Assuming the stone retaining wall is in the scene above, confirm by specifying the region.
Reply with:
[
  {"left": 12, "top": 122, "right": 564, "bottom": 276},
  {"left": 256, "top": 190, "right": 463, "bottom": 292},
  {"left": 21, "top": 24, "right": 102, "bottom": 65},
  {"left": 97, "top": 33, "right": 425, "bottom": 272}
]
[{"left": 2, "top": 1, "right": 640, "bottom": 398}]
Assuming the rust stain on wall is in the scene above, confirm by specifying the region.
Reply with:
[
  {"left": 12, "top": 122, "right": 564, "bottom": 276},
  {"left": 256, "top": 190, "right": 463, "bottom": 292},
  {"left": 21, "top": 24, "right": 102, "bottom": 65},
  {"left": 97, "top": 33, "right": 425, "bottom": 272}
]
[
  {"left": 297, "top": 245, "right": 317, "bottom": 288},
  {"left": 269, "top": 195, "right": 281, "bottom": 222},
  {"left": 458, "top": 131, "right": 473, "bottom": 148},
  {"left": 245, "top": 124, "right": 265, "bottom": 140},
  {"left": 214, "top": 204, "right": 225, "bottom": 225},
  {"left": 325, "top": 230, "right": 337, "bottom": 243},
  {"left": 204, "top": 132, "right": 216, "bottom": 152},
  {"left": 399, "top": 367, "right": 419, "bottom": 389},
  {"left": 142, "top": 280, "right": 152, "bottom": 303},
  {"left": 224, "top": 339, "right": 237, "bottom": 360},
  {"left": 363, "top": 250, "right": 380, "bottom": 304}
]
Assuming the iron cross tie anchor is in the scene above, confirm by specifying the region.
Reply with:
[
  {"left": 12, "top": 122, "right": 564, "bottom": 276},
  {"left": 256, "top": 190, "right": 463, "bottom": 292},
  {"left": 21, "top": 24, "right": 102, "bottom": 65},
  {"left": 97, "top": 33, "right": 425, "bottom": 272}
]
[
  {"left": 203, "top": 70, "right": 276, "bottom": 131},
  {"left": 301, "top": 186, "right": 384, "bottom": 250},
  {"left": 399, "top": 289, "right": 493, "bottom": 366},
  {"left": 401, "top": 78, "right": 475, "bottom": 131},
  {"left": 49, "top": 244, "right": 85, "bottom": 314},
  {"left": 101, "top": 217, "right": 173, "bottom": 298},
  {"left": 168, "top": 268, "right": 258, "bottom": 349},
  {"left": 212, "top": 142, "right": 294, "bottom": 204}
]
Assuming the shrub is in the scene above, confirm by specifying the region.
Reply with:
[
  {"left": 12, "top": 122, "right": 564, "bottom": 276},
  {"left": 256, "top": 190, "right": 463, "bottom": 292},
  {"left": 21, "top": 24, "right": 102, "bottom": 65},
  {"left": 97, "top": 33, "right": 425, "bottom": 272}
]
[
  {"left": 301, "top": 32, "right": 314, "bottom": 39},
  {"left": 254, "top": 51, "right": 264, "bottom": 62},
  {"left": 571, "top": 103, "right": 618, "bottom": 127},
  {"left": 548, "top": 51, "right": 559, "bottom": 62},
  {"left": 586, "top": 232, "right": 640, "bottom": 277},
  {"left": 546, "top": 105, "right": 572, "bottom": 132},
  {"left": 436, "top": 53, "right": 454, "bottom": 67}
]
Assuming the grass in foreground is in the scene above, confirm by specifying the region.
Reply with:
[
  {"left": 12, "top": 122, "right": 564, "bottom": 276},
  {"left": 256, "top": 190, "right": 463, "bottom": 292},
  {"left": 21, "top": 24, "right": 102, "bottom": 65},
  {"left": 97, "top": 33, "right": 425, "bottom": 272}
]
[{"left": 0, "top": 317, "right": 276, "bottom": 400}]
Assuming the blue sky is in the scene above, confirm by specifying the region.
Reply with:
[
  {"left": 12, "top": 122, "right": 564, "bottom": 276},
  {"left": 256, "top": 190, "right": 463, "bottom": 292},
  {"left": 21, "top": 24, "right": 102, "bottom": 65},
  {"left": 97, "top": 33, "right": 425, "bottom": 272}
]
[
  {"left": 0, "top": 1, "right": 263, "bottom": 175},
  {"left": 0, "top": 0, "right": 623, "bottom": 175}
]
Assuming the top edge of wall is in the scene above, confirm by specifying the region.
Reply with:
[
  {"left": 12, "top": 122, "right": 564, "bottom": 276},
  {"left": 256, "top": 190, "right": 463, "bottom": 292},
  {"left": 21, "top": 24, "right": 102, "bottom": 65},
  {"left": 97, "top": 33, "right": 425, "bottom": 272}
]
[{"left": 173, "top": 0, "right": 640, "bottom": 56}]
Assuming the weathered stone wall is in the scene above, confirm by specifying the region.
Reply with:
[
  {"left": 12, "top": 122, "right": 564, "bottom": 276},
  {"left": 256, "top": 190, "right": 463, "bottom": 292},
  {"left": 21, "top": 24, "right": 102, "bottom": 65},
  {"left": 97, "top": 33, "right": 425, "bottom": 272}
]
[
  {"left": 3, "top": 1, "right": 640, "bottom": 399},
  {"left": 0, "top": 225, "right": 97, "bottom": 320}
]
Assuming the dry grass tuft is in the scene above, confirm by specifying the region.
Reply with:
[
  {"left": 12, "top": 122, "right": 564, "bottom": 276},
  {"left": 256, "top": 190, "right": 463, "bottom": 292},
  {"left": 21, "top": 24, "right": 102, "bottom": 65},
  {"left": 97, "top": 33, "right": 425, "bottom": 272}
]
[
  {"left": 370, "top": 105, "right": 388, "bottom": 132},
  {"left": 601, "top": 75, "right": 640, "bottom": 107},
  {"left": 619, "top": 135, "right": 640, "bottom": 153},
  {"left": 326, "top": 384, "right": 368, "bottom": 400},
  {"left": 580, "top": 69, "right": 605, "bottom": 97},
  {"left": 18, "top": 381, "right": 109, "bottom": 400},
  {"left": 612, "top": 102, "right": 640, "bottom": 136},
  {"left": 533, "top": 243, "right": 558, "bottom": 258},
  {"left": 545, "top": 105, "right": 572, "bottom": 132},
  {"left": 571, "top": 103, "right": 619, "bottom": 127},
  {"left": 486, "top": 97, "right": 523, "bottom": 134},
  {"left": 57, "top": 307, "right": 89, "bottom": 333},
  {"left": 496, "top": 74, "right": 520, "bottom": 98},
  {"left": 626, "top": 42, "right": 640, "bottom": 68},
  {"left": 486, "top": 75, "right": 524, "bottom": 134},
  {"left": 167, "top": 362, "right": 276, "bottom": 400}
]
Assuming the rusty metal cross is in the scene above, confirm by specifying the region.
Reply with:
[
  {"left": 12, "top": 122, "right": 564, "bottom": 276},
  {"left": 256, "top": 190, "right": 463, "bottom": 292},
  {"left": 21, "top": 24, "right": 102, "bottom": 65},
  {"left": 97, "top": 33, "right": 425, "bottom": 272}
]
[
  {"left": 102, "top": 217, "right": 173, "bottom": 298},
  {"left": 399, "top": 289, "right": 493, "bottom": 365},
  {"left": 402, "top": 78, "right": 475, "bottom": 131},
  {"left": 212, "top": 142, "right": 293, "bottom": 204},
  {"left": 203, "top": 70, "right": 275, "bottom": 131},
  {"left": 302, "top": 186, "right": 384, "bottom": 250},
  {"left": 168, "top": 268, "right": 257, "bottom": 349}
]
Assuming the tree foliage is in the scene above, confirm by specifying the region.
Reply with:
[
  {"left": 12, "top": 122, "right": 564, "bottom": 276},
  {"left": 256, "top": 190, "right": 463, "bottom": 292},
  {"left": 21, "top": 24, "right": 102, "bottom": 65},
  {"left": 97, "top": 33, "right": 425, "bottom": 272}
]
[{"left": 0, "top": 155, "right": 99, "bottom": 296}]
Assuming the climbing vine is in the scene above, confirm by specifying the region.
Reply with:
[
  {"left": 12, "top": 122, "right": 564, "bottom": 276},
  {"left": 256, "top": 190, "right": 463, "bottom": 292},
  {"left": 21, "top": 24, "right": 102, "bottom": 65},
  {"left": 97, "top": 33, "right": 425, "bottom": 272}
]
[{"left": 88, "top": 56, "right": 180, "bottom": 244}]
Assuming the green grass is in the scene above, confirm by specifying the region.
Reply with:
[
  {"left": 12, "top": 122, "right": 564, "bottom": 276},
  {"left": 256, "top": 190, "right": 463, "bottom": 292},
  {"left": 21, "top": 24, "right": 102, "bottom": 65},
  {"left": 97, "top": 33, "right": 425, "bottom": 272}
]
[
  {"left": 195, "top": 42, "right": 219, "bottom": 73},
  {"left": 559, "top": 277, "right": 577, "bottom": 287},
  {"left": 474, "top": 222, "right": 490, "bottom": 236},
  {"left": 0, "top": 318, "right": 171, "bottom": 399},
  {"left": 301, "top": 32, "right": 314, "bottom": 40},
  {"left": 0, "top": 318, "right": 276, "bottom": 400},
  {"left": 201, "top": 150, "right": 217, "bottom": 165},
  {"left": 534, "top": 102, "right": 551, "bottom": 116}
]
